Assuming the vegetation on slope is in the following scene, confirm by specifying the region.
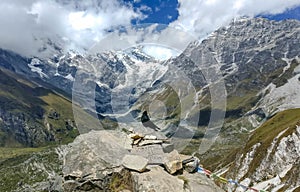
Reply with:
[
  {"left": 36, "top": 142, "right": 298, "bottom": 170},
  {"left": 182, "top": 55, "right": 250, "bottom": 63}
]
[
  {"left": 0, "top": 68, "right": 99, "bottom": 147},
  {"left": 0, "top": 147, "right": 62, "bottom": 192},
  {"left": 241, "top": 108, "right": 300, "bottom": 179},
  {"left": 0, "top": 68, "right": 80, "bottom": 147}
]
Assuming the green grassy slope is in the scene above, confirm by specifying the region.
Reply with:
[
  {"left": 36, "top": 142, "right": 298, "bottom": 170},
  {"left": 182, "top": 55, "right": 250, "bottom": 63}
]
[
  {"left": 0, "top": 68, "right": 104, "bottom": 191},
  {"left": 240, "top": 108, "right": 300, "bottom": 179},
  {"left": 0, "top": 67, "right": 98, "bottom": 147},
  {"left": 0, "top": 147, "right": 62, "bottom": 192}
]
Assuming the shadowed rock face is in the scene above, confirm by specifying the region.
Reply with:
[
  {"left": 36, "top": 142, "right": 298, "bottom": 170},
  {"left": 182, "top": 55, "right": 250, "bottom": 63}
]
[{"left": 62, "top": 129, "right": 224, "bottom": 192}]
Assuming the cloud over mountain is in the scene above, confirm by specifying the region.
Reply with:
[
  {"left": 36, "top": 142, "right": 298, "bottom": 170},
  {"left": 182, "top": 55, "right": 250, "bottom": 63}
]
[
  {"left": 172, "top": 0, "right": 300, "bottom": 38},
  {"left": 1, "top": 0, "right": 300, "bottom": 57},
  {"left": 0, "top": 0, "right": 141, "bottom": 57}
]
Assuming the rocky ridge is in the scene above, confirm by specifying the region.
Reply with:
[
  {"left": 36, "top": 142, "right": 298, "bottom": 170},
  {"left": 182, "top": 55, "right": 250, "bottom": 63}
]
[
  {"left": 0, "top": 18, "right": 299, "bottom": 126},
  {"left": 62, "top": 128, "right": 224, "bottom": 192}
]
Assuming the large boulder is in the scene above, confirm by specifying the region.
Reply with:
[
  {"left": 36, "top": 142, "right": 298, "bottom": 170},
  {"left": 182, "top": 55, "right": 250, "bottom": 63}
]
[
  {"left": 132, "top": 166, "right": 225, "bottom": 192},
  {"left": 62, "top": 130, "right": 131, "bottom": 191}
]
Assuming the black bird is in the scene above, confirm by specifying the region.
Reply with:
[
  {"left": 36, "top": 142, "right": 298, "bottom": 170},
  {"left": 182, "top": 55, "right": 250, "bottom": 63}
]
[{"left": 141, "top": 111, "right": 161, "bottom": 131}]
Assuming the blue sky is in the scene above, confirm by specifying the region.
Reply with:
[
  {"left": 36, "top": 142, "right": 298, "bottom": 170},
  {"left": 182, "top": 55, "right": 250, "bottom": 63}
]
[
  {"left": 260, "top": 6, "right": 300, "bottom": 21},
  {"left": 124, "top": 0, "right": 179, "bottom": 24},
  {"left": 126, "top": 0, "right": 300, "bottom": 25}
]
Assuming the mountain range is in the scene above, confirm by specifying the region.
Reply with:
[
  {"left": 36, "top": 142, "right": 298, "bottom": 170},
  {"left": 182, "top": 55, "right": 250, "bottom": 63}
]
[{"left": 0, "top": 17, "right": 299, "bottom": 191}]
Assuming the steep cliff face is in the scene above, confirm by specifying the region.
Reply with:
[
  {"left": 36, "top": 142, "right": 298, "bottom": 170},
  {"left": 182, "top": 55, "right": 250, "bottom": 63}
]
[
  {"left": 130, "top": 18, "right": 300, "bottom": 140},
  {"left": 167, "top": 18, "right": 300, "bottom": 191},
  {"left": 222, "top": 108, "right": 300, "bottom": 191},
  {"left": 179, "top": 18, "right": 300, "bottom": 119}
]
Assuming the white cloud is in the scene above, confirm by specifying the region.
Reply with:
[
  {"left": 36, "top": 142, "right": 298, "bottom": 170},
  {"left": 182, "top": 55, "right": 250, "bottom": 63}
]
[
  {"left": 0, "top": 0, "right": 142, "bottom": 57},
  {"left": 172, "top": 0, "right": 300, "bottom": 39},
  {"left": 89, "top": 24, "right": 196, "bottom": 55},
  {"left": 69, "top": 12, "right": 99, "bottom": 30},
  {"left": 143, "top": 45, "right": 179, "bottom": 61},
  {"left": 1, "top": 0, "right": 300, "bottom": 58}
]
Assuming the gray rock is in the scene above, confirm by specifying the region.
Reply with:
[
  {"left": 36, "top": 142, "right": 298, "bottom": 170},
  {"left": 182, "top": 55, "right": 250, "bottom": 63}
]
[
  {"left": 138, "top": 139, "right": 163, "bottom": 146},
  {"left": 132, "top": 167, "right": 225, "bottom": 192},
  {"left": 131, "top": 145, "right": 166, "bottom": 165},
  {"left": 62, "top": 130, "right": 130, "bottom": 191},
  {"left": 62, "top": 180, "right": 80, "bottom": 192},
  {"left": 111, "top": 130, "right": 133, "bottom": 150},
  {"left": 164, "top": 150, "right": 183, "bottom": 174},
  {"left": 132, "top": 166, "right": 185, "bottom": 192},
  {"left": 162, "top": 143, "right": 174, "bottom": 153},
  {"left": 122, "top": 155, "right": 148, "bottom": 172},
  {"left": 59, "top": 130, "right": 225, "bottom": 192},
  {"left": 182, "top": 171, "right": 224, "bottom": 192}
]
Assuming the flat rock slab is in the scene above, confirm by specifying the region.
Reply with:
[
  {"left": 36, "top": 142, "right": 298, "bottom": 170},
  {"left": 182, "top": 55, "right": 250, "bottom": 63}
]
[
  {"left": 132, "top": 166, "right": 185, "bottom": 192},
  {"left": 138, "top": 139, "right": 163, "bottom": 146},
  {"left": 131, "top": 145, "right": 166, "bottom": 164},
  {"left": 122, "top": 155, "right": 148, "bottom": 172}
]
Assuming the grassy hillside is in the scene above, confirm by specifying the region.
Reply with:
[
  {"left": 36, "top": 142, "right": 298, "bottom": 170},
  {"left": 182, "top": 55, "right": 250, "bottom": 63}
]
[
  {"left": 240, "top": 108, "right": 300, "bottom": 179},
  {"left": 0, "top": 67, "right": 98, "bottom": 147},
  {"left": 0, "top": 68, "right": 105, "bottom": 191},
  {"left": 0, "top": 147, "right": 62, "bottom": 192}
]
